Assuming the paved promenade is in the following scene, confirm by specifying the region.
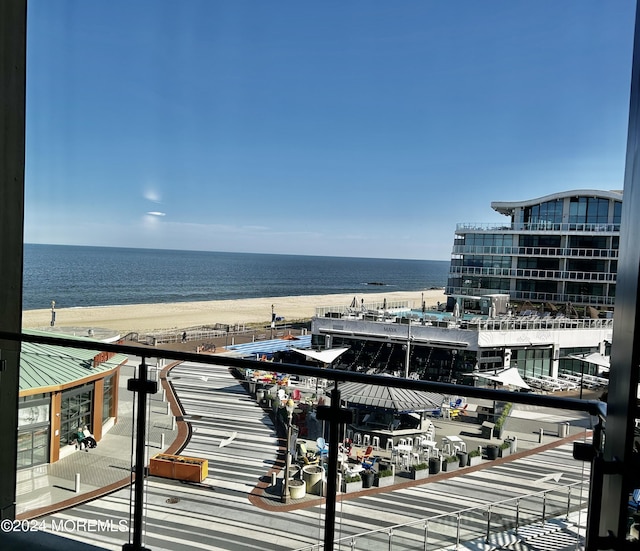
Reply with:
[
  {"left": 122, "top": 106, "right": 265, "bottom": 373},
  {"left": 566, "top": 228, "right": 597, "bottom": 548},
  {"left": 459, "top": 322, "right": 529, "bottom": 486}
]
[{"left": 5, "top": 355, "right": 593, "bottom": 550}]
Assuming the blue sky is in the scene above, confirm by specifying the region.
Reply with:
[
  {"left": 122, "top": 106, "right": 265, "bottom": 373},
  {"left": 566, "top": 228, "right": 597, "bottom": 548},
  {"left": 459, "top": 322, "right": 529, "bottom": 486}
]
[{"left": 24, "top": 1, "right": 635, "bottom": 260}]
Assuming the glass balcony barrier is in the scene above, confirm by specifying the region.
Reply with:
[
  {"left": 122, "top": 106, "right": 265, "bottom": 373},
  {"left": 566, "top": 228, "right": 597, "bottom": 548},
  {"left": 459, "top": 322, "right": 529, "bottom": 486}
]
[
  {"left": 445, "top": 287, "right": 616, "bottom": 308},
  {"left": 450, "top": 245, "right": 618, "bottom": 259},
  {"left": 3, "top": 331, "right": 605, "bottom": 550},
  {"left": 455, "top": 222, "right": 621, "bottom": 233}
]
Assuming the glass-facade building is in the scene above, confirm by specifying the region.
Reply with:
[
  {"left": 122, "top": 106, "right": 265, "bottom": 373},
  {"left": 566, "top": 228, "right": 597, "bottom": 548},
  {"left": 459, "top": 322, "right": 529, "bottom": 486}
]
[{"left": 446, "top": 190, "right": 622, "bottom": 309}]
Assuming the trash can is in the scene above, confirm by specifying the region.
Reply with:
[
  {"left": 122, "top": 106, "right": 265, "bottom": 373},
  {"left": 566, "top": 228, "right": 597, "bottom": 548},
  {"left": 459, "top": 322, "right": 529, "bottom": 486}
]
[
  {"left": 558, "top": 422, "right": 569, "bottom": 438},
  {"left": 486, "top": 444, "right": 499, "bottom": 460},
  {"left": 456, "top": 451, "right": 468, "bottom": 468},
  {"left": 428, "top": 456, "right": 441, "bottom": 475},
  {"left": 361, "top": 470, "right": 375, "bottom": 489}
]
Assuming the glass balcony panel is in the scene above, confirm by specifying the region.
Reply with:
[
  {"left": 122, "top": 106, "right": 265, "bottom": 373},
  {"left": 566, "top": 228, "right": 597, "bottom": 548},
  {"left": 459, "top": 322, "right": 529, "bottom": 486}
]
[
  {"left": 341, "top": 531, "right": 390, "bottom": 551},
  {"left": 489, "top": 503, "right": 518, "bottom": 539},
  {"left": 458, "top": 509, "right": 489, "bottom": 545},
  {"left": 425, "top": 516, "right": 458, "bottom": 549}
]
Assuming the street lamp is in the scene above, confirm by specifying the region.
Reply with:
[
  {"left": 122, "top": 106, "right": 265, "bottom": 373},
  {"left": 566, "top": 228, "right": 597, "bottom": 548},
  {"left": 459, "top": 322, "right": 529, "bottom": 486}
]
[
  {"left": 50, "top": 300, "right": 56, "bottom": 327},
  {"left": 271, "top": 304, "right": 275, "bottom": 340},
  {"left": 281, "top": 398, "right": 295, "bottom": 503}
]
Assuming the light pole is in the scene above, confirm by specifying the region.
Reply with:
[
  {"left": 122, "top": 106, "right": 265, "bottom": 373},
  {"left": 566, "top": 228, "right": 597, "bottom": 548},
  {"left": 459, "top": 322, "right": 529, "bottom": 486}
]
[
  {"left": 50, "top": 300, "right": 56, "bottom": 327},
  {"left": 271, "top": 304, "right": 275, "bottom": 340},
  {"left": 404, "top": 318, "right": 412, "bottom": 378},
  {"left": 281, "top": 398, "right": 295, "bottom": 503}
]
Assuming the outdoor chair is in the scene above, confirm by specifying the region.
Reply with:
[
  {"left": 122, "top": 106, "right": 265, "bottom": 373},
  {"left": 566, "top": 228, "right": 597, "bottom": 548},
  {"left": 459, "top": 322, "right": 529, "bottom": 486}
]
[
  {"left": 362, "top": 456, "right": 378, "bottom": 471},
  {"left": 316, "top": 437, "right": 329, "bottom": 457},
  {"left": 356, "top": 445, "right": 374, "bottom": 462},
  {"left": 297, "top": 442, "right": 319, "bottom": 465}
]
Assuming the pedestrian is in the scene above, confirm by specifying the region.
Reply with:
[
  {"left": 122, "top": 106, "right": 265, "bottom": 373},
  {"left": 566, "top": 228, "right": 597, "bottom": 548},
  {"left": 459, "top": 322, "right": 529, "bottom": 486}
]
[
  {"left": 83, "top": 425, "right": 97, "bottom": 449},
  {"left": 75, "top": 427, "right": 89, "bottom": 452},
  {"left": 182, "top": 331, "right": 187, "bottom": 343}
]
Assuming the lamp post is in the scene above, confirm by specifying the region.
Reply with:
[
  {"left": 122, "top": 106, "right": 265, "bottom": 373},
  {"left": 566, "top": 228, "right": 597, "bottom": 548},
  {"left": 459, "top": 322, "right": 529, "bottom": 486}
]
[
  {"left": 404, "top": 318, "right": 412, "bottom": 378},
  {"left": 281, "top": 398, "right": 295, "bottom": 503},
  {"left": 50, "top": 300, "right": 56, "bottom": 327},
  {"left": 271, "top": 304, "right": 275, "bottom": 340}
]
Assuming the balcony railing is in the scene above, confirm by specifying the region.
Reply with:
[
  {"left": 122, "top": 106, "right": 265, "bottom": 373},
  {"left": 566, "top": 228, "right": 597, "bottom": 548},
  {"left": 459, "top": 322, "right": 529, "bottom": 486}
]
[
  {"left": 445, "top": 286, "right": 616, "bottom": 307},
  {"left": 455, "top": 222, "right": 620, "bottom": 233},
  {"left": 450, "top": 245, "right": 619, "bottom": 259},
  {"left": 294, "top": 480, "right": 588, "bottom": 551},
  {"left": 1, "top": 330, "right": 607, "bottom": 551},
  {"left": 448, "top": 265, "right": 617, "bottom": 283}
]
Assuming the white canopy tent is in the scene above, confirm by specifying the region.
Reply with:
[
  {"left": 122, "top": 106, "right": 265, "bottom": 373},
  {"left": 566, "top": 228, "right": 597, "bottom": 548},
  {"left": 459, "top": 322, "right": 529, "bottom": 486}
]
[
  {"left": 290, "top": 347, "right": 350, "bottom": 364},
  {"left": 566, "top": 352, "right": 611, "bottom": 372},
  {"left": 471, "top": 366, "right": 531, "bottom": 390}
]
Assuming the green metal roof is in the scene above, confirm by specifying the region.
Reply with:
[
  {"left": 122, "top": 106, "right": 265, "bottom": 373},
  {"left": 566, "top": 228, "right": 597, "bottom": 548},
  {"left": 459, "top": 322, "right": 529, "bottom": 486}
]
[{"left": 19, "top": 330, "right": 127, "bottom": 393}]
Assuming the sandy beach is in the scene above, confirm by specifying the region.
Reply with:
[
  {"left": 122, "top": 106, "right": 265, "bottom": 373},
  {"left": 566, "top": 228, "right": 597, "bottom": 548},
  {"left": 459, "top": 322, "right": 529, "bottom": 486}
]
[{"left": 21, "top": 289, "right": 446, "bottom": 335}]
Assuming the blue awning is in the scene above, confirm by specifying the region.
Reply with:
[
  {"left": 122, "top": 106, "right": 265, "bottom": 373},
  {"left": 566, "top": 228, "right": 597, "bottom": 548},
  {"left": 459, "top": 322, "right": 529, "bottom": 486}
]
[{"left": 226, "top": 335, "right": 311, "bottom": 358}]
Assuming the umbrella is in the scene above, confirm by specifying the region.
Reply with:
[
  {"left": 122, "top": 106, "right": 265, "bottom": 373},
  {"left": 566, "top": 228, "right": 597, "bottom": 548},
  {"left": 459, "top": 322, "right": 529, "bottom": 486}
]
[
  {"left": 339, "top": 380, "right": 443, "bottom": 413},
  {"left": 471, "top": 367, "right": 531, "bottom": 389}
]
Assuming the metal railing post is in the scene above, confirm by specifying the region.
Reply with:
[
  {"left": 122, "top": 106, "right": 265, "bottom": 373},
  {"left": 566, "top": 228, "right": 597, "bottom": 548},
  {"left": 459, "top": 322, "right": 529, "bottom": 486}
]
[
  {"left": 566, "top": 486, "right": 572, "bottom": 521},
  {"left": 316, "top": 383, "right": 352, "bottom": 551},
  {"left": 122, "top": 358, "right": 158, "bottom": 551},
  {"left": 485, "top": 505, "right": 492, "bottom": 543},
  {"left": 388, "top": 528, "right": 393, "bottom": 551},
  {"left": 455, "top": 512, "right": 461, "bottom": 550},
  {"left": 541, "top": 492, "right": 547, "bottom": 525},
  {"left": 515, "top": 498, "right": 520, "bottom": 535},
  {"left": 423, "top": 521, "right": 428, "bottom": 551}
]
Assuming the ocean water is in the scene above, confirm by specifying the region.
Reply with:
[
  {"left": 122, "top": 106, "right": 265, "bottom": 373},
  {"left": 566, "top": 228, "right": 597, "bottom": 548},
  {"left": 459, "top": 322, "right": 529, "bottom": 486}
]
[{"left": 22, "top": 244, "right": 450, "bottom": 310}]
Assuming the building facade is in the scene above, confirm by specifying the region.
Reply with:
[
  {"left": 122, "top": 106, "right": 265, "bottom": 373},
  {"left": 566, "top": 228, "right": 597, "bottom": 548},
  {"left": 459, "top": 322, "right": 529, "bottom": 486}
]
[
  {"left": 446, "top": 190, "right": 622, "bottom": 311},
  {"left": 17, "top": 330, "right": 127, "bottom": 469},
  {"left": 311, "top": 190, "right": 618, "bottom": 384}
]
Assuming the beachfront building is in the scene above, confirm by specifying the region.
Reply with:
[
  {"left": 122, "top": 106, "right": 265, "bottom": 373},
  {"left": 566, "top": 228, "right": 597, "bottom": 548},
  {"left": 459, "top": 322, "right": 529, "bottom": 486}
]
[
  {"left": 17, "top": 330, "right": 127, "bottom": 469},
  {"left": 310, "top": 190, "right": 619, "bottom": 385},
  {"left": 446, "top": 189, "right": 622, "bottom": 313},
  {"left": 311, "top": 301, "right": 612, "bottom": 385}
]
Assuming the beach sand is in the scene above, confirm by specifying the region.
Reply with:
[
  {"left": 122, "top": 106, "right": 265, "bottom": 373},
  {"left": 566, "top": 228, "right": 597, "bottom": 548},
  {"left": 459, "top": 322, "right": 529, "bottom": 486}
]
[{"left": 21, "top": 289, "right": 446, "bottom": 335}]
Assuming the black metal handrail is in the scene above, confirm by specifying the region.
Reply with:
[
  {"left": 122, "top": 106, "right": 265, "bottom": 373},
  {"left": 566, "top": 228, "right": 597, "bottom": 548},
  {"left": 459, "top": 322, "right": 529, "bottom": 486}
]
[
  {"left": 1, "top": 330, "right": 605, "bottom": 417},
  {"left": 0, "top": 329, "right": 606, "bottom": 550}
]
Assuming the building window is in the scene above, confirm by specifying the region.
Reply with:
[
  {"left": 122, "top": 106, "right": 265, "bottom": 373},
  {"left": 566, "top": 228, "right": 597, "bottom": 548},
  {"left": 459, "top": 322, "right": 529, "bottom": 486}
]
[
  {"left": 16, "top": 394, "right": 51, "bottom": 469},
  {"left": 103, "top": 374, "right": 115, "bottom": 422},
  {"left": 613, "top": 201, "right": 622, "bottom": 225},
  {"left": 559, "top": 347, "right": 598, "bottom": 376},
  {"left": 60, "top": 384, "right": 94, "bottom": 446},
  {"left": 17, "top": 427, "right": 50, "bottom": 469},
  {"left": 524, "top": 200, "right": 563, "bottom": 226},
  {"left": 513, "top": 348, "right": 551, "bottom": 378},
  {"left": 569, "top": 197, "right": 610, "bottom": 226}
]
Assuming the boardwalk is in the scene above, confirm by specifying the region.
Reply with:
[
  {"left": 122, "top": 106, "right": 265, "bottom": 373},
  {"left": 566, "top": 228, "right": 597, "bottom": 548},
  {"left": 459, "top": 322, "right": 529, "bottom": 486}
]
[{"left": 33, "top": 360, "right": 589, "bottom": 551}]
